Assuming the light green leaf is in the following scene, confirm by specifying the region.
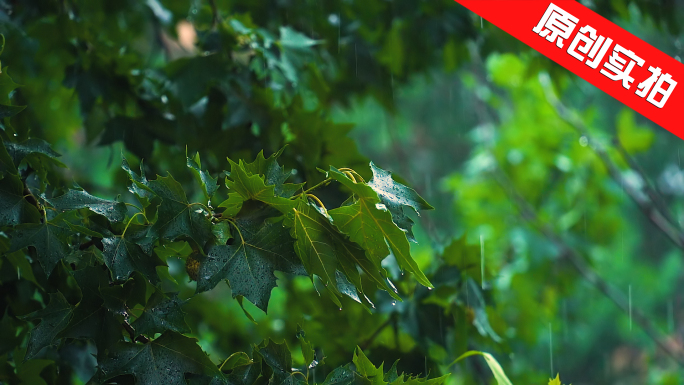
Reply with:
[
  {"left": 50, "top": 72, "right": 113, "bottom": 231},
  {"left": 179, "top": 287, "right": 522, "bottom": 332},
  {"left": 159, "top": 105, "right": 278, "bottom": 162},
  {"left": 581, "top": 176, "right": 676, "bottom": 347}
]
[{"left": 450, "top": 351, "right": 512, "bottom": 385}]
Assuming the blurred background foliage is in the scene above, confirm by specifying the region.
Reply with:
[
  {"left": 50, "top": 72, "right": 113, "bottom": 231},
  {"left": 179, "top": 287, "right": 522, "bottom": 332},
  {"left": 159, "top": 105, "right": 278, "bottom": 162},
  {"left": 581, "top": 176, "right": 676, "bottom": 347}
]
[{"left": 1, "top": 0, "right": 684, "bottom": 384}]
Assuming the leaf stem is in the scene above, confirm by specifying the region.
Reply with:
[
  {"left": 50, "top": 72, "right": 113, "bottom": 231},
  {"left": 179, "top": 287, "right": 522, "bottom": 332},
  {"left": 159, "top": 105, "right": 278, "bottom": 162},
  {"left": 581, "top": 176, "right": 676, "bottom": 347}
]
[
  {"left": 306, "top": 194, "right": 328, "bottom": 214},
  {"left": 226, "top": 218, "right": 245, "bottom": 244},
  {"left": 293, "top": 178, "right": 332, "bottom": 199},
  {"left": 121, "top": 212, "right": 146, "bottom": 239}
]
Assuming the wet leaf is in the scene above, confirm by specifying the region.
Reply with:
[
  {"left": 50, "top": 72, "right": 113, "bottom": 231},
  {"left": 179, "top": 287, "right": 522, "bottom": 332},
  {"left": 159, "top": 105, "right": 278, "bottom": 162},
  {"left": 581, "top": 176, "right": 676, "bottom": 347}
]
[{"left": 20, "top": 292, "right": 74, "bottom": 360}]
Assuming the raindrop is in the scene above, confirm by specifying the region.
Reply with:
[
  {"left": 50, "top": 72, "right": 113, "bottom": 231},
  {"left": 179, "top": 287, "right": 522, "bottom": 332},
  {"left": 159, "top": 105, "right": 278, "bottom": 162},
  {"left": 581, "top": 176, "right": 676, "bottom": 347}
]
[
  {"left": 391, "top": 301, "right": 396, "bottom": 306},
  {"left": 339, "top": 308, "right": 342, "bottom": 311},
  {"left": 579, "top": 136, "right": 588, "bottom": 147},
  {"left": 355, "top": 44, "right": 358, "bottom": 77},
  {"left": 480, "top": 234, "right": 485, "bottom": 290},
  {"left": 427, "top": 287, "right": 432, "bottom": 291}
]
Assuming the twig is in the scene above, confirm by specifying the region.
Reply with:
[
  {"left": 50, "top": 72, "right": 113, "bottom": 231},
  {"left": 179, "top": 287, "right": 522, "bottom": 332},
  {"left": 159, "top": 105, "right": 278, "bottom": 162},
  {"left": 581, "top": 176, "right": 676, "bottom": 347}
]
[
  {"left": 493, "top": 169, "right": 684, "bottom": 366},
  {"left": 539, "top": 74, "right": 684, "bottom": 250}
]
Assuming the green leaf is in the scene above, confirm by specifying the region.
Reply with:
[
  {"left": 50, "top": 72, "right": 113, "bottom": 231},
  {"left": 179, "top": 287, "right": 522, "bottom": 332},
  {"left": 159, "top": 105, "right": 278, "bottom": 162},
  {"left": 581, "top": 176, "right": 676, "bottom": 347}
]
[
  {"left": 132, "top": 291, "right": 190, "bottom": 337},
  {"left": 256, "top": 339, "right": 304, "bottom": 385},
  {"left": 0, "top": 174, "right": 41, "bottom": 226},
  {"left": 102, "top": 228, "right": 165, "bottom": 284},
  {"left": 46, "top": 189, "right": 127, "bottom": 223},
  {"left": 328, "top": 168, "right": 432, "bottom": 288},
  {"left": 287, "top": 199, "right": 343, "bottom": 304},
  {"left": 0, "top": 104, "right": 25, "bottom": 119},
  {"left": 322, "top": 364, "right": 370, "bottom": 385},
  {"left": 217, "top": 193, "right": 244, "bottom": 218},
  {"left": 0, "top": 66, "right": 20, "bottom": 105},
  {"left": 20, "top": 292, "right": 74, "bottom": 360},
  {"left": 616, "top": 109, "right": 654, "bottom": 154},
  {"left": 239, "top": 149, "right": 303, "bottom": 198},
  {"left": 95, "top": 331, "right": 222, "bottom": 385},
  {"left": 148, "top": 173, "right": 214, "bottom": 248},
  {"left": 197, "top": 207, "right": 305, "bottom": 311},
  {"left": 4, "top": 138, "right": 64, "bottom": 168},
  {"left": 449, "top": 351, "right": 512, "bottom": 385},
  {"left": 225, "top": 158, "right": 298, "bottom": 213},
  {"left": 352, "top": 347, "right": 385, "bottom": 385},
  {"left": 279, "top": 27, "right": 319, "bottom": 49},
  {"left": 9, "top": 218, "right": 71, "bottom": 276},
  {"left": 367, "top": 162, "right": 433, "bottom": 243},
  {"left": 296, "top": 325, "right": 314, "bottom": 367},
  {"left": 187, "top": 152, "right": 218, "bottom": 200}
]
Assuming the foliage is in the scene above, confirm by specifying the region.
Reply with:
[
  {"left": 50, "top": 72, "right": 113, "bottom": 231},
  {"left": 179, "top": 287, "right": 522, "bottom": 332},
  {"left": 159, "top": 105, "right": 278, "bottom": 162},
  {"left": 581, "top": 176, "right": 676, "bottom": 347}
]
[{"left": 1, "top": 0, "right": 683, "bottom": 384}]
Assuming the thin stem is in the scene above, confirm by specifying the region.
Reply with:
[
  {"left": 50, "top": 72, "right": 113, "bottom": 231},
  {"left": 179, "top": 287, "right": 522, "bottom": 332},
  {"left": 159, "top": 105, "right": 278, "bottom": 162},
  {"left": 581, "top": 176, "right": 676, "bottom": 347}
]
[
  {"left": 342, "top": 170, "right": 357, "bottom": 183},
  {"left": 121, "top": 212, "right": 146, "bottom": 239},
  {"left": 226, "top": 219, "right": 245, "bottom": 244},
  {"left": 293, "top": 178, "right": 332, "bottom": 199},
  {"left": 124, "top": 202, "right": 144, "bottom": 214},
  {"left": 338, "top": 168, "right": 366, "bottom": 183}
]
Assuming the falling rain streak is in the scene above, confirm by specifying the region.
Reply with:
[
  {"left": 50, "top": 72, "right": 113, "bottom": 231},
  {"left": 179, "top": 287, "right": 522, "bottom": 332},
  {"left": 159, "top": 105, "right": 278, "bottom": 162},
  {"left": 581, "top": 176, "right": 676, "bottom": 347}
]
[
  {"left": 549, "top": 323, "right": 554, "bottom": 376},
  {"left": 480, "top": 234, "right": 485, "bottom": 289},
  {"left": 629, "top": 284, "right": 632, "bottom": 331}
]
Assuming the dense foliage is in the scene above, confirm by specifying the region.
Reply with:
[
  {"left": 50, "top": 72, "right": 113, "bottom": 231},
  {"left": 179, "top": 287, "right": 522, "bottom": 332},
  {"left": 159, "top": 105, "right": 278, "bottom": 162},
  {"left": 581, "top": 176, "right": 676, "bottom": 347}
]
[{"left": 0, "top": 0, "right": 683, "bottom": 384}]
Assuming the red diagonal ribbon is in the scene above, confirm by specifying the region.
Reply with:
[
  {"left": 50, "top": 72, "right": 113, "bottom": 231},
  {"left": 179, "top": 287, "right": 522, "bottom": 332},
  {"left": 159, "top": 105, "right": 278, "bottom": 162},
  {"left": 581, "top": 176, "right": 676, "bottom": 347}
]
[{"left": 454, "top": 0, "right": 684, "bottom": 138}]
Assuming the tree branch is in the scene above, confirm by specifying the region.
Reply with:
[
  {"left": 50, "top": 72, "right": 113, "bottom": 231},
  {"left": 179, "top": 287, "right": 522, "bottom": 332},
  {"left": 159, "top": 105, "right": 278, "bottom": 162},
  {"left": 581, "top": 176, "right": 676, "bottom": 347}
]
[
  {"left": 493, "top": 169, "right": 684, "bottom": 366},
  {"left": 539, "top": 74, "right": 684, "bottom": 250}
]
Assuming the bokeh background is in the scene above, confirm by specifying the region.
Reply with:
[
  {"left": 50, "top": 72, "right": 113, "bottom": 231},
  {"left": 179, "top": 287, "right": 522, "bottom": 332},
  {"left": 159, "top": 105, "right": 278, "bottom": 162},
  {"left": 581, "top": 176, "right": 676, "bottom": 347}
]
[{"left": 2, "top": 0, "right": 684, "bottom": 384}]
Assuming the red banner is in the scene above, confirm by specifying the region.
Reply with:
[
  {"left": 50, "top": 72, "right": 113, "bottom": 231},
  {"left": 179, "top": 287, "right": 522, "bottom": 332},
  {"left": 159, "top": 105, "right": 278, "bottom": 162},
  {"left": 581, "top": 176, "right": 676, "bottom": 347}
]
[{"left": 454, "top": 0, "right": 684, "bottom": 139}]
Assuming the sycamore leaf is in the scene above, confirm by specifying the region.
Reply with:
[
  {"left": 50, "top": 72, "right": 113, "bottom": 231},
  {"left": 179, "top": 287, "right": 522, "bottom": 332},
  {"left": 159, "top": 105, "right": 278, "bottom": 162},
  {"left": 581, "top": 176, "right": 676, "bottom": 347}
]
[
  {"left": 548, "top": 374, "right": 569, "bottom": 385},
  {"left": 225, "top": 158, "right": 296, "bottom": 213},
  {"left": 95, "top": 331, "right": 222, "bottom": 385},
  {"left": 20, "top": 292, "right": 74, "bottom": 360},
  {"left": 132, "top": 291, "right": 190, "bottom": 337},
  {"left": 187, "top": 152, "right": 218, "bottom": 200},
  {"left": 238, "top": 149, "right": 303, "bottom": 198},
  {"left": 322, "top": 364, "right": 370, "bottom": 385},
  {"left": 255, "top": 339, "right": 306, "bottom": 385},
  {"left": 121, "top": 156, "right": 154, "bottom": 203},
  {"left": 0, "top": 173, "right": 41, "bottom": 226},
  {"left": 101, "top": 226, "right": 165, "bottom": 284},
  {"left": 367, "top": 162, "right": 433, "bottom": 243},
  {"left": 286, "top": 199, "right": 343, "bottom": 304},
  {"left": 148, "top": 173, "right": 214, "bottom": 248},
  {"left": 9, "top": 218, "right": 71, "bottom": 275},
  {"left": 57, "top": 267, "right": 127, "bottom": 357},
  {"left": 0, "top": 67, "right": 21, "bottom": 105},
  {"left": 46, "top": 189, "right": 127, "bottom": 223},
  {"left": 328, "top": 168, "right": 432, "bottom": 288},
  {"left": 4, "top": 138, "right": 64, "bottom": 168},
  {"left": 197, "top": 207, "right": 305, "bottom": 311},
  {"left": 353, "top": 347, "right": 385, "bottom": 385},
  {"left": 218, "top": 192, "right": 244, "bottom": 218}
]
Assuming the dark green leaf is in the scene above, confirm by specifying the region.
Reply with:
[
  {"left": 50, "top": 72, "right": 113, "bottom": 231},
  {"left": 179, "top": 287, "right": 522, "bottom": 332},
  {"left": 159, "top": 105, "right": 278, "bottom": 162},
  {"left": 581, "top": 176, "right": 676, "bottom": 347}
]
[
  {"left": 0, "top": 174, "right": 41, "bottom": 226},
  {"left": 148, "top": 173, "right": 214, "bottom": 248},
  {"left": 132, "top": 291, "right": 190, "bottom": 337},
  {"left": 20, "top": 292, "right": 74, "bottom": 360},
  {"left": 102, "top": 230, "right": 165, "bottom": 284},
  {"left": 197, "top": 207, "right": 305, "bottom": 311},
  {"left": 187, "top": 152, "right": 218, "bottom": 200},
  {"left": 96, "top": 331, "right": 221, "bottom": 385},
  {"left": 9, "top": 218, "right": 71, "bottom": 275},
  {"left": 47, "top": 189, "right": 127, "bottom": 223},
  {"left": 328, "top": 168, "right": 432, "bottom": 288},
  {"left": 367, "top": 162, "right": 433, "bottom": 243}
]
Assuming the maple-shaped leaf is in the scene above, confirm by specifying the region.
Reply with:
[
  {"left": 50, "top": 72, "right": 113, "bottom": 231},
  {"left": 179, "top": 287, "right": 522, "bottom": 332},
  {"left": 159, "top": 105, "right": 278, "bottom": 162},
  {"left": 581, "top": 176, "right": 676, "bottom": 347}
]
[
  {"left": 148, "top": 173, "right": 214, "bottom": 248},
  {"left": 225, "top": 158, "right": 296, "bottom": 213},
  {"left": 187, "top": 152, "right": 218, "bottom": 200},
  {"left": 94, "top": 331, "right": 222, "bottom": 385},
  {"left": 46, "top": 189, "right": 127, "bottom": 223},
  {"left": 322, "top": 364, "right": 370, "bottom": 385},
  {"left": 196, "top": 206, "right": 305, "bottom": 311},
  {"left": 238, "top": 149, "right": 303, "bottom": 198},
  {"left": 20, "top": 292, "right": 74, "bottom": 360},
  {"left": 132, "top": 291, "right": 190, "bottom": 337},
  {"left": 101, "top": 225, "right": 165, "bottom": 284},
  {"left": 0, "top": 173, "right": 41, "bottom": 226},
  {"left": 353, "top": 347, "right": 386, "bottom": 385},
  {"left": 255, "top": 339, "right": 305, "bottom": 385},
  {"left": 121, "top": 156, "right": 154, "bottom": 203},
  {"left": 285, "top": 199, "right": 343, "bottom": 304},
  {"left": 4, "top": 138, "right": 64, "bottom": 168},
  {"left": 217, "top": 192, "right": 244, "bottom": 218},
  {"left": 384, "top": 360, "right": 448, "bottom": 385},
  {"left": 328, "top": 168, "right": 432, "bottom": 288},
  {"left": 367, "top": 162, "right": 433, "bottom": 243},
  {"left": 548, "top": 374, "right": 569, "bottom": 385},
  {"left": 9, "top": 217, "right": 71, "bottom": 275}
]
